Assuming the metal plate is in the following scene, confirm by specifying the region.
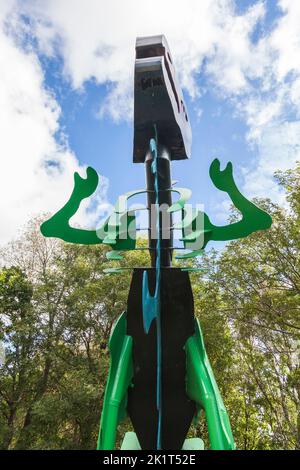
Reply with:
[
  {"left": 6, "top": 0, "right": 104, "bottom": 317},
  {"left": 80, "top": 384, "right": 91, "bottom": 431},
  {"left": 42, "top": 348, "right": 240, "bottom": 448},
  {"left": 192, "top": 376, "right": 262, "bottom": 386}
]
[{"left": 133, "top": 35, "right": 192, "bottom": 162}]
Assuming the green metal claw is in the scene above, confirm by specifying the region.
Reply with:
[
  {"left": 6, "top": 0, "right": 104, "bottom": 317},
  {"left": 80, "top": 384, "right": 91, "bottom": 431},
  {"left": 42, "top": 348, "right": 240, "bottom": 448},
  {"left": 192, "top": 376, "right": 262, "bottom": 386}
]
[
  {"left": 41, "top": 167, "right": 105, "bottom": 244},
  {"left": 181, "top": 159, "right": 272, "bottom": 252},
  {"left": 208, "top": 158, "right": 272, "bottom": 240},
  {"left": 41, "top": 166, "right": 138, "bottom": 250}
]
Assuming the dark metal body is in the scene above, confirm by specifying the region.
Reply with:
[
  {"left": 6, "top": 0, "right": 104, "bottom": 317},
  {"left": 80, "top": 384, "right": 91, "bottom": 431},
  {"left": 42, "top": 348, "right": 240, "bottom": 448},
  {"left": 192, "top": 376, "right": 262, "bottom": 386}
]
[
  {"left": 145, "top": 145, "right": 173, "bottom": 267},
  {"left": 127, "top": 34, "right": 195, "bottom": 449},
  {"left": 134, "top": 35, "right": 192, "bottom": 163},
  {"left": 134, "top": 34, "right": 192, "bottom": 266},
  {"left": 127, "top": 268, "right": 196, "bottom": 449}
]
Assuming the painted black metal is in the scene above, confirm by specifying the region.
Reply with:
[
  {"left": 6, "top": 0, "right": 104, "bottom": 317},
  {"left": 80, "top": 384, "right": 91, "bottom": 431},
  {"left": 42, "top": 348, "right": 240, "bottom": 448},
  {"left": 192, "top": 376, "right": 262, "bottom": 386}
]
[
  {"left": 127, "top": 34, "right": 196, "bottom": 450},
  {"left": 145, "top": 144, "right": 173, "bottom": 268},
  {"left": 127, "top": 268, "right": 196, "bottom": 450},
  {"left": 133, "top": 35, "right": 192, "bottom": 163}
]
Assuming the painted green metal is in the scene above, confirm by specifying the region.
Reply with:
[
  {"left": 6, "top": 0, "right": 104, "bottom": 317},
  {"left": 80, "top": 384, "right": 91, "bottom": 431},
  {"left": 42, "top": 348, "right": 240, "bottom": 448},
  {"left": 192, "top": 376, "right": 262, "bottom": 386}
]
[
  {"left": 103, "top": 267, "right": 132, "bottom": 274},
  {"left": 173, "top": 207, "right": 198, "bottom": 229},
  {"left": 39, "top": 34, "right": 274, "bottom": 452},
  {"left": 182, "top": 159, "right": 272, "bottom": 253},
  {"left": 209, "top": 158, "right": 272, "bottom": 240},
  {"left": 40, "top": 157, "right": 270, "bottom": 255},
  {"left": 175, "top": 249, "right": 204, "bottom": 260},
  {"left": 120, "top": 432, "right": 141, "bottom": 450},
  {"left": 101, "top": 211, "right": 136, "bottom": 250},
  {"left": 97, "top": 312, "right": 133, "bottom": 450},
  {"left": 120, "top": 432, "right": 204, "bottom": 450},
  {"left": 181, "top": 229, "right": 212, "bottom": 243},
  {"left": 185, "top": 319, "right": 235, "bottom": 450},
  {"left": 168, "top": 187, "right": 192, "bottom": 213},
  {"left": 41, "top": 167, "right": 137, "bottom": 250},
  {"left": 182, "top": 437, "right": 204, "bottom": 450},
  {"left": 106, "top": 251, "right": 124, "bottom": 261},
  {"left": 182, "top": 438, "right": 205, "bottom": 450},
  {"left": 174, "top": 158, "right": 273, "bottom": 260},
  {"left": 180, "top": 267, "right": 207, "bottom": 272},
  {"left": 100, "top": 308, "right": 234, "bottom": 451},
  {"left": 114, "top": 189, "right": 148, "bottom": 213},
  {"left": 40, "top": 167, "right": 105, "bottom": 244},
  {"left": 40, "top": 156, "right": 271, "bottom": 450}
]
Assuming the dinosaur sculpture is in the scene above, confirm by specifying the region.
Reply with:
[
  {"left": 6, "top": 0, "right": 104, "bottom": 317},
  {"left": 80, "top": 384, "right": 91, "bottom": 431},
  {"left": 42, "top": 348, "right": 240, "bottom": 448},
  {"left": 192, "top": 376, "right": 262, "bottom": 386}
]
[{"left": 41, "top": 35, "right": 272, "bottom": 450}]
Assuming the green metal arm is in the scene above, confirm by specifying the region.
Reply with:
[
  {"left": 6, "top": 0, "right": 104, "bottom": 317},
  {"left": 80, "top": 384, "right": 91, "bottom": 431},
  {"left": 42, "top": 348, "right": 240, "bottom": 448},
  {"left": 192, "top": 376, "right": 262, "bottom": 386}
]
[
  {"left": 182, "top": 159, "right": 272, "bottom": 253},
  {"left": 40, "top": 167, "right": 137, "bottom": 249},
  {"left": 207, "top": 158, "right": 272, "bottom": 240},
  {"left": 97, "top": 312, "right": 133, "bottom": 450},
  {"left": 185, "top": 319, "right": 235, "bottom": 450},
  {"left": 41, "top": 167, "right": 105, "bottom": 244}
]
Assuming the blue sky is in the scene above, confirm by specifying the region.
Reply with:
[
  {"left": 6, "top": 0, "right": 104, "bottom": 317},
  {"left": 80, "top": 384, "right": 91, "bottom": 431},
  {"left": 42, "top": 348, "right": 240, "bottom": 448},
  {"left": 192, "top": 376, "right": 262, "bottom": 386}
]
[
  {"left": 0, "top": 0, "right": 300, "bottom": 246},
  {"left": 38, "top": 0, "right": 283, "bottom": 221}
]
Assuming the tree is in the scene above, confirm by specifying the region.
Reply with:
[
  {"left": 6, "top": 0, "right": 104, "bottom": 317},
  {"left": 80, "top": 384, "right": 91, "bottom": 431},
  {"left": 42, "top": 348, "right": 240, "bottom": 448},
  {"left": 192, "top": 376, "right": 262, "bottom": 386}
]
[
  {"left": 0, "top": 266, "right": 35, "bottom": 449},
  {"left": 199, "top": 164, "right": 300, "bottom": 449},
  {"left": 0, "top": 163, "right": 299, "bottom": 449},
  {"left": 0, "top": 217, "right": 135, "bottom": 449}
]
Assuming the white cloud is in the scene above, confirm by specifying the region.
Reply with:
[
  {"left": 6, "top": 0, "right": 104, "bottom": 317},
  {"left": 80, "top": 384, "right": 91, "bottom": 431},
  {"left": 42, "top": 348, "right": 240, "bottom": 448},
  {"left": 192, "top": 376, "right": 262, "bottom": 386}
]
[
  {"left": 0, "top": 2, "right": 108, "bottom": 245},
  {"left": 18, "top": 0, "right": 265, "bottom": 119},
  {"left": 204, "top": 0, "right": 300, "bottom": 203},
  {"left": 205, "top": 1, "right": 266, "bottom": 94},
  {"left": 1, "top": 0, "right": 300, "bottom": 246},
  {"left": 270, "top": 0, "right": 300, "bottom": 82},
  {"left": 236, "top": 0, "right": 300, "bottom": 202},
  {"left": 18, "top": 0, "right": 300, "bottom": 204},
  {"left": 243, "top": 121, "right": 300, "bottom": 203}
]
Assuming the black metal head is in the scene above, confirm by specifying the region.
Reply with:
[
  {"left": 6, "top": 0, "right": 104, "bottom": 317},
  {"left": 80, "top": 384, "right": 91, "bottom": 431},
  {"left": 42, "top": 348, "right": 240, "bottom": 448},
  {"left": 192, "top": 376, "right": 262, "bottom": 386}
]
[{"left": 133, "top": 35, "right": 192, "bottom": 163}]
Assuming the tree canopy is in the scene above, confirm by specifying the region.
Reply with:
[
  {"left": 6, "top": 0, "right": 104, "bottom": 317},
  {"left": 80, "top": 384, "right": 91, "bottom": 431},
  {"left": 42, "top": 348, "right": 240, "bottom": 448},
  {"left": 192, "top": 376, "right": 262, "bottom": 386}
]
[{"left": 0, "top": 164, "right": 299, "bottom": 450}]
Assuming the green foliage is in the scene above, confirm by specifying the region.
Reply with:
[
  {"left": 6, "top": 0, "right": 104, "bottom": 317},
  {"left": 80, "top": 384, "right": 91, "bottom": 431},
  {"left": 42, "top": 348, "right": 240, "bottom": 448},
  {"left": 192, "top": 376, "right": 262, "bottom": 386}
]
[
  {"left": 190, "top": 166, "right": 299, "bottom": 450},
  {"left": 0, "top": 163, "right": 299, "bottom": 449}
]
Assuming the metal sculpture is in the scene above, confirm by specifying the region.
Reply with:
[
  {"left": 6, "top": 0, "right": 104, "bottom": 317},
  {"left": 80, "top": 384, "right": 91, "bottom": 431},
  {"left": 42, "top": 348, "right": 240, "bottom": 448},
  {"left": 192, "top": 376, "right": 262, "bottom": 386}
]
[{"left": 41, "top": 34, "right": 272, "bottom": 450}]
